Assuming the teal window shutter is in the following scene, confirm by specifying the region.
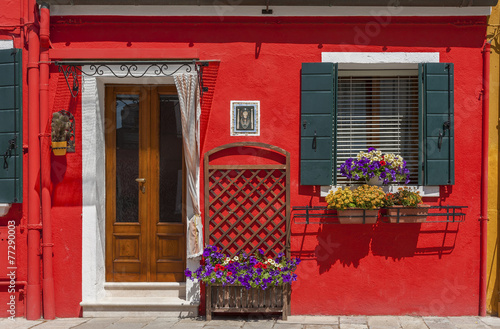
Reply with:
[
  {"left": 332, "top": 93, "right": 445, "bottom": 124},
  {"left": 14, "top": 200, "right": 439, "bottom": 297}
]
[
  {"left": 419, "top": 63, "right": 454, "bottom": 186},
  {"left": 0, "top": 49, "right": 22, "bottom": 203},
  {"left": 300, "top": 62, "right": 337, "bottom": 185}
]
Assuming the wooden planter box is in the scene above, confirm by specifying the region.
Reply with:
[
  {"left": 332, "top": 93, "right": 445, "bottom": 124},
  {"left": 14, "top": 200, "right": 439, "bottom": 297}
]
[
  {"left": 337, "top": 208, "right": 379, "bottom": 224},
  {"left": 386, "top": 205, "right": 430, "bottom": 223},
  {"left": 206, "top": 284, "right": 289, "bottom": 320}
]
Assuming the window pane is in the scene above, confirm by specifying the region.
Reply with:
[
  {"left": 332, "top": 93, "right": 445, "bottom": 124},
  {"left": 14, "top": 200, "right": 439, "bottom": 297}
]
[
  {"left": 335, "top": 74, "right": 419, "bottom": 185},
  {"left": 159, "top": 95, "right": 183, "bottom": 223},
  {"left": 116, "top": 94, "right": 140, "bottom": 223}
]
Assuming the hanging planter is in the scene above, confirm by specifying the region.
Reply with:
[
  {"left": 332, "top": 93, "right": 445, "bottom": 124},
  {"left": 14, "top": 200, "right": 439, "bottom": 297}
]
[
  {"left": 366, "top": 177, "right": 383, "bottom": 186},
  {"left": 51, "top": 111, "right": 72, "bottom": 156},
  {"left": 385, "top": 205, "right": 430, "bottom": 223},
  {"left": 51, "top": 141, "right": 68, "bottom": 156},
  {"left": 339, "top": 148, "right": 411, "bottom": 185}
]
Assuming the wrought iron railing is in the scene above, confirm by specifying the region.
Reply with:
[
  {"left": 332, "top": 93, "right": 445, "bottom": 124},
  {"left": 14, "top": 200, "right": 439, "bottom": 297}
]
[{"left": 292, "top": 205, "right": 467, "bottom": 224}]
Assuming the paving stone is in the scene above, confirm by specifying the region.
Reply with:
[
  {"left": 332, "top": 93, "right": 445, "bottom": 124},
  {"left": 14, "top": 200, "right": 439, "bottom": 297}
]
[
  {"left": 273, "top": 323, "right": 303, "bottom": 329},
  {"left": 170, "top": 320, "right": 206, "bottom": 329},
  {"left": 203, "top": 319, "right": 245, "bottom": 328},
  {"left": 422, "top": 317, "right": 456, "bottom": 329},
  {"left": 448, "top": 316, "right": 489, "bottom": 329},
  {"left": 29, "top": 318, "right": 89, "bottom": 328},
  {"left": 297, "top": 316, "right": 339, "bottom": 325},
  {"left": 72, "top": 318, "right": 119, "bottom": 329},
  {"left": 398, "top": 316, "right": 429, "bottom": 329},
  {"left": 480, "top": 316, "right": 500, "bottom": 328},
  {"left": 367, "top": 316, "right": 400, "bottom": 328},
  {"left": 304, "top": 325, "right": 340, "bottom": 329},
  {"left": 286, "top": 316, "right": 308, "bottom": 323},
  {"left": 141, "top": 318, "right": 180, "bottom": 329},
  {"left": 105, "top": 317, "right": 156, "bottom": 329},
  {"left": 115, "top": 317, "right": 157, "bottom": 323},
  {"left": 242, "top": 320, "right": 275, "bottom": 328},
  {"left": 0, "top": 318, "right": 44, "bottom": 329},
  {"left": 339, "top": 316, "right": 368, "bottom": 325},
  {"left": 338, "top": 324, "right": 368, "bottom": 329}
]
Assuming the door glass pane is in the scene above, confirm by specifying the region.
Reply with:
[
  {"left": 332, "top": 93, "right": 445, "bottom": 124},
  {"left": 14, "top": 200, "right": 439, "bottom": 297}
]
[
  {"left": 115, "top": 94, "right": 140, "bottom": 223},
  {"left": 159, "top": 95, "right": 183, "bottom": 223}
]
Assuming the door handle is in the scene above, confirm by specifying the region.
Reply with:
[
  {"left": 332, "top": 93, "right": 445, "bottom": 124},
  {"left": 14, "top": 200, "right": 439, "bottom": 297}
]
[{"left": 135, "top": 178, "right": 146, "bottom": 194}]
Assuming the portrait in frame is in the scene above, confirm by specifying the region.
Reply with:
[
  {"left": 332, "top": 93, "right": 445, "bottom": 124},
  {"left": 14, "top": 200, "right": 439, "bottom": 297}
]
[{"left": 230, "top": 101, "right": 260, "bottom": 136}]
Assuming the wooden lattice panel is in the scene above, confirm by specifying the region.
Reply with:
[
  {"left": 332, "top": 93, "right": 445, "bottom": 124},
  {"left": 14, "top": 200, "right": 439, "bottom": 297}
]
[
  {"left": 207, "top": 168, "right": 286, "bottom": 257},
  {"left": 204, "top": 143, "right": 291, "bottom": 259}
]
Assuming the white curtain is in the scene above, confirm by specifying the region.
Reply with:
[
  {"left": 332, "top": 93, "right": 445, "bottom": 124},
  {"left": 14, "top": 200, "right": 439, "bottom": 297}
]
[{"left": 174, "top": 73, "right": 203, "bottom": 259}]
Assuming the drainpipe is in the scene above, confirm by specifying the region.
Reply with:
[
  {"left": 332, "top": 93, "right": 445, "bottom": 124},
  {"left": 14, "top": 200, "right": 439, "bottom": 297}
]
[
  {"left": 479, "top": 41, "right": 490, "bottom": 317},
  {"left": 39, "top": 2, "right": 55, "bottom": 320},
  {"left": 26, "top": 0, "right": 41, "bottom": 320}
]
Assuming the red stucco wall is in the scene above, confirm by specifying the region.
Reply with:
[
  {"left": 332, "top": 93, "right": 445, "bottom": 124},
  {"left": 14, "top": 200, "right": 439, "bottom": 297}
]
[{"left": 2, "top": 11, "right": 490, "bottom": 317}]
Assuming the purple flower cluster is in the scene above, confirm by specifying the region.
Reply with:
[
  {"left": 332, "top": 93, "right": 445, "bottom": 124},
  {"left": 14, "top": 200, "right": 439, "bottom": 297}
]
[
  {"left": 185, "top": 245, "right": 300, "bottom": 290},
  {"left": 339, "top": 148, "right": 410, "bottom": 185}
]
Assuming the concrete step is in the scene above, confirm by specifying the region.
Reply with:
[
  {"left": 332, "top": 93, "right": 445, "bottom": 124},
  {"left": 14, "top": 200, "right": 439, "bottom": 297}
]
[
  {"left": 104, "top": 282, "right": 186, "bottom": 298},
  {"left": 81, "top": 296, "right": 199, "bottom": 318}
]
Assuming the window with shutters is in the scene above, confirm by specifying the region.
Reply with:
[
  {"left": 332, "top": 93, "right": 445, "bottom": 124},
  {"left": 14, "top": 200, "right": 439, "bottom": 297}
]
[{"left": 300, "top": 61, "right": 454, "bottom": 187}]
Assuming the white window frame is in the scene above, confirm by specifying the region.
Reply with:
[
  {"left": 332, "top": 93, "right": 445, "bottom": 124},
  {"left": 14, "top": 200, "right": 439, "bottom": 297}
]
[{"left": 321, "top": 52, "right": 440, "bottom": 197}]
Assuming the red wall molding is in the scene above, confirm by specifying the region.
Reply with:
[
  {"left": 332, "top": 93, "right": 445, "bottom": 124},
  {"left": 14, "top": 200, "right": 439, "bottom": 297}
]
[{"left": 49, "top": 48, "right": 200, "bottom": 60}]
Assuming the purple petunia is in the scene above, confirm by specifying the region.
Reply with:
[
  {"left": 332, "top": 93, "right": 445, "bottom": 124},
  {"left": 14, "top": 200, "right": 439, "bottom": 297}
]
[
  {"left": 185, "top": 245, "right": 300, "bottom": 290},
  {"left": 339, "top": 148, "right": 411, "bottom": 185}
]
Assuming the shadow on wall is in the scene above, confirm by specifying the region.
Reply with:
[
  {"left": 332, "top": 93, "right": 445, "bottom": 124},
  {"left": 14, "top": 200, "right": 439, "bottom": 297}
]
[{"left": 291, "top": 218, "right": 461, "bottom": 273}]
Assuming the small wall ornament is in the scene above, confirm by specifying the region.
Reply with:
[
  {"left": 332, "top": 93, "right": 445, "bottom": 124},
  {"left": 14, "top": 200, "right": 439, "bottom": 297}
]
[{"left": 230, "top": 101, "right": 260, "bottom": 136}]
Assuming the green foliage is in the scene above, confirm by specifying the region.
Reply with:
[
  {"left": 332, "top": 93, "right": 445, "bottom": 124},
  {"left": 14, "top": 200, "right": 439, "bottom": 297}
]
[{"left": 384, "top": 187, "right": 423, "bottom": 208}]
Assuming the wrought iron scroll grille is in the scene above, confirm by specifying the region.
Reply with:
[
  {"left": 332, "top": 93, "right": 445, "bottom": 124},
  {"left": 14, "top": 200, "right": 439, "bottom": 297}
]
[
  {"left": 204, "top": 143, "right": 291, "bottom": 259},
  {"left": 54, "top": 61, "right": 209, "bottom": 98}
]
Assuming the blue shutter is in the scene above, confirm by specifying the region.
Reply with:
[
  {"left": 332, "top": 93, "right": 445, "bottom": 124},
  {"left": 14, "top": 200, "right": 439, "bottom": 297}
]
[
  {"left": 300, "top": 63, "right": 336, "bottom": 185},
  {"left": 419, "top": 63, "right": 454, "bottom": 186},
  {"left": 0, "top": 49, "right": 22, "bottom": 203}
]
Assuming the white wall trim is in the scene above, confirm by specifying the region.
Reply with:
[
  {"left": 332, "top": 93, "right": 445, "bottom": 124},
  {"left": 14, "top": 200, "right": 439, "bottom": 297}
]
[
  {"left": 51, "top": 5, "right": 491, "bottom": 17},
  {"left": 81, "top": 65, "right": 200, "bottom": 305},
  {"left": 322, "top": 52, "right": 440, "bottom": 64},
  {"left": 0, "top": 40, "right": 14, "bottom": 49}
]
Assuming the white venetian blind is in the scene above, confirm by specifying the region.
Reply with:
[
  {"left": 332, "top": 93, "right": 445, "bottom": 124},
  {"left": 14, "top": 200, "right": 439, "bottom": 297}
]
[{"left": 335, "top": 70, "right": 419, "bottom": 184}]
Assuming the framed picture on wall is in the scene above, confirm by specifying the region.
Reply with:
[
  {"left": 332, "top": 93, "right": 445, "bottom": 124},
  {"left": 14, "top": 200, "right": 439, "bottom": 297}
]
[{"left": 230, "top": 101, "right": 260, "bottom": 136}]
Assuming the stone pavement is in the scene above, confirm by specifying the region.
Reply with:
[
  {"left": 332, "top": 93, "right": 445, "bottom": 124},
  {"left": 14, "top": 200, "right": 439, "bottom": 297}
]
[{"left": 2, "top": 315, "right": 500, "bottom": 329}]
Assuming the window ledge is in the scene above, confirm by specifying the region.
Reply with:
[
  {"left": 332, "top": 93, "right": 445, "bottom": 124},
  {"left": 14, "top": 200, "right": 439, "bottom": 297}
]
[
  {"left": 0, "top": 204, "right": 12, "bottom": 217},
  {"left": 320, "top": 186, "right": 440, "bottom": 198}
]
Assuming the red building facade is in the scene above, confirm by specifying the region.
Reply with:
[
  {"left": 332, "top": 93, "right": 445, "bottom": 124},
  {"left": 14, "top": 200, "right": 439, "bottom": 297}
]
[{"left": 0, "top": 0, "right": 497, "bottom": 319}]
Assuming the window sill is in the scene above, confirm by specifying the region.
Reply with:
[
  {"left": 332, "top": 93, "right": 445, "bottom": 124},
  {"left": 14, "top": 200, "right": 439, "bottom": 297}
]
[
  {"left": 320, "top": 185, "right": 440, "bottom": 198},
  {"left": 0, "top": 204, "right": 12, "bottom": 217}
]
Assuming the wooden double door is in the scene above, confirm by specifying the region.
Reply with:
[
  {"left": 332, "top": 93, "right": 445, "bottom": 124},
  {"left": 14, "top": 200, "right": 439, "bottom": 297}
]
[{"left": 105, "top": 85, "right": 186, "bottom": 282}]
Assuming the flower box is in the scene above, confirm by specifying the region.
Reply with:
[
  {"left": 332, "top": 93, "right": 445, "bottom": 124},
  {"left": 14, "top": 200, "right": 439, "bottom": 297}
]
[
  {"left": 386, "top": 205, "right": 430, "bottom": 223},
  {"left": 337, "top": 208, "right": 379, "bottom": 224},
  {"left": 206, "top": 284, "right": 288, "bottom": 320},
  {"left": 186, "top": 245, "right": 299, "bottom": 320}
]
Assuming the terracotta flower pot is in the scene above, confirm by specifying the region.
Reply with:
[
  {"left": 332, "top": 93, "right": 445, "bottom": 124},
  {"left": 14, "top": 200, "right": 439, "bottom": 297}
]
[
  {"left": 366, "top": 177, "right": 383, "bottom": 186},
  {"left": 386, "top": 204, "right": 431, "bottom": 223},
  {"left": 51, "top": 141, "right": 67, "bottom": 156},
  {"left": 337, "top": 208, "right": 379, "bottom": 224}
]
